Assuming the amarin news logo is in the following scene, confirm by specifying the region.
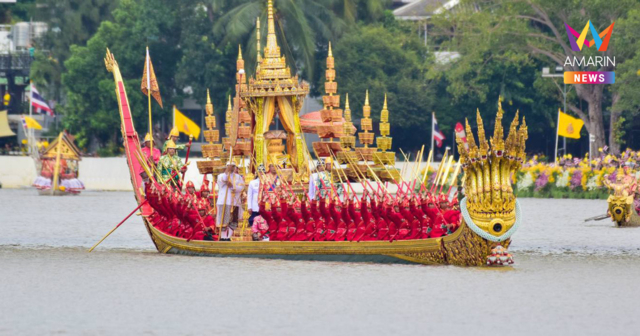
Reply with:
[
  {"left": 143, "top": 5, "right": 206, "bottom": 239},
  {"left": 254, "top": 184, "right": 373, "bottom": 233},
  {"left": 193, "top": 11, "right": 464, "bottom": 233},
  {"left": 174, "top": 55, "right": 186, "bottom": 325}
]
[
  {"left": 562, "top": 21, "right": 616, "bottom": 84},
  {"left": 564, "top": 21, "right": 615, "bottom": 52}
]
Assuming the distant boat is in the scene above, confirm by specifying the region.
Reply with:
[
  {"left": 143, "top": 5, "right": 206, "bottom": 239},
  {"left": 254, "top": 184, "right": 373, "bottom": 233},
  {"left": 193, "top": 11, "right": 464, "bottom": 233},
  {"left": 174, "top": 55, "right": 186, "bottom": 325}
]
[{"left": 32, "top": 131, "right": 84, "bottom": 196}]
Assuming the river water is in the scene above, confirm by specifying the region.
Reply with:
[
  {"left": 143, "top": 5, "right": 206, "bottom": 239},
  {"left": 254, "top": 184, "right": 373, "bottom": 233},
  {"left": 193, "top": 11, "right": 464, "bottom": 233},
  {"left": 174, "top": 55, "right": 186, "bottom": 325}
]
[{"left": 1, "top": 189, "right": 640, "bottom": 335}]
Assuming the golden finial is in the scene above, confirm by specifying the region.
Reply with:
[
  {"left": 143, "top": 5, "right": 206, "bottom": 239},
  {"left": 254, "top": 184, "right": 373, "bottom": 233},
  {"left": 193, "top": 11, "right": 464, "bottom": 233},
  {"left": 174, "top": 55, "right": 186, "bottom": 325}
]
[
  {"left": 227, "top": 95, "right": 232, "bottom": 111},
  {"left": 205, "top": 89, "right": 214, "bottom": 116},
  {"left": 265, "top": 0, "right": 278, "bottom": 57},
  {"left": 365, "top": 90, "right": 369, "bottom": 106},
  {"left": 344, "top": 93, "right": 351, "bottom": 122},
  {"left": 328, "top": 42, "right": 333, "bottom": 57},
  {"left": 238, "top": 45, "right": 243, "bottom": 60},
  {"left": 383, "top": 93, "right": 388, "bottom": 110},
  {"left": 256, "top": 17, "right": 262, "bottom": 61}
]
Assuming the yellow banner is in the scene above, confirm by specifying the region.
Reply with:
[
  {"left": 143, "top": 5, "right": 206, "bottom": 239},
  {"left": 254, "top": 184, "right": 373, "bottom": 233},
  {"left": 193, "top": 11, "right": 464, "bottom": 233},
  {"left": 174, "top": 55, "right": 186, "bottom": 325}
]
[
  {"left": 557, "top": 110, "right": 583, "bottom": 139},
  {"left": 174, "top": 106, "right": 200, "bottom": 139},
  {"left": 24, "top": 115, "right": 42, "bottom": 130}
]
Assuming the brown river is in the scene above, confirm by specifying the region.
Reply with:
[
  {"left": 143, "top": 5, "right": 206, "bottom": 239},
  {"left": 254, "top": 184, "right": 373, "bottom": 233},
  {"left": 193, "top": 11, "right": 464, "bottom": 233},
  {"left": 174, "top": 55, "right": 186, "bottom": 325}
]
[{"left": 1, "top": 189, "right": 640, "bottom": 335}]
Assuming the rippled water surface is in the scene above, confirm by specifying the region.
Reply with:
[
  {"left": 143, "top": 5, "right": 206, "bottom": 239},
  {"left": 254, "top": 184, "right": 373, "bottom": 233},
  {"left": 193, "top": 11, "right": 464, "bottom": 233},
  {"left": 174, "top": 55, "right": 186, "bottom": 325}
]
[{"left": 1, "top": 189, "right": 640, "bottom": 335}]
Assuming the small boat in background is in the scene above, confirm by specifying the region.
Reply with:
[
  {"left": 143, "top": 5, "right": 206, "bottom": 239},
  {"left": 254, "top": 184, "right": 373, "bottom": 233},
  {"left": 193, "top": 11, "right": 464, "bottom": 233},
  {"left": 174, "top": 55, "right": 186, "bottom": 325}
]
[{"left": 33, "top": 131, "right": 84, "bottom": 196}]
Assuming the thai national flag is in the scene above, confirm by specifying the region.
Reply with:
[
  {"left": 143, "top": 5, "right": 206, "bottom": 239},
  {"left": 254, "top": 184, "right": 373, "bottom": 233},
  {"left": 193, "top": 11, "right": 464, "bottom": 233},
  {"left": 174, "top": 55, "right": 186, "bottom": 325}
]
[
  {"left": 20, "top": 115, "right": 27, "bottom": 129},
  {"left": 433, "top": 115, "right": 445, "bottom": 148},
  {"left": 30, "top": 84, "right": 54, "bottom": 116}
]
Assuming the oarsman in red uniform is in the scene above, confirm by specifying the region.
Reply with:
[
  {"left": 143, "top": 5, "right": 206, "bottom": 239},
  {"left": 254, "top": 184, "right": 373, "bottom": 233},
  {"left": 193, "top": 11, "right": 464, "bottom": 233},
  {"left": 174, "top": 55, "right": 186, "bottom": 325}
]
[
  {"left": 410, "top": 198, "right": 431, "bottom": 239},
  {"left": 259, "top": 197, "right": 276, "bottom": 240},
  {"left": 355, "top": 197, "right": 374, "bottom": 241},
  {"left": 332, "top": 200, "right": 348, "bottom": 241},
  {"left": 387, "top": 202, "right": 403, "bottom": 242},
  {"left": 300, "top": 196, "right": 316, "bottom": 241},
  {"left": 320, "top": 197, "right": 336, "bottom": 241},
  {"left": 311, "top": 199, "right": 326, "bottom": 241},
  {"left": 376, "top": 200, "right": 391, "bottom": 241},
  {"left": 273, "top": 199, "right": 290, "bottom": 241},
  {"left": 288, "top": 198, "right": 306, "bottom": 241},
  {"left": 399, "top": 200, "right": 419, "bottom": 240},
  {"left": 441, "top": 195, "right": 461, "bottom": 232},
  {"left": 196, "top": 179, "right": 211, "bottom": 200},
  {"left": 347, "top": 197, "right": 362, "bottom": 241},
  {"left": 198, "top": 200, "right": 217, "bottom": 240}
]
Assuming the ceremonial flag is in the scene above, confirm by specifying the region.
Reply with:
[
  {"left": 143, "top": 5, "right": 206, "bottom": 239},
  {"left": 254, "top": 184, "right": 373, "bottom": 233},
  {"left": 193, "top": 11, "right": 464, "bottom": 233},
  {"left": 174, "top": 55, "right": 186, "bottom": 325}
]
[
  {"left": 454, "top": 122, "right": 467, "bottom": 150},
  {"left": 173, "top": 106, "right": 201, "bottom": 139},
  {"left": 141, "top": 47, "right": 163, "bottom": 108},
  {"left": 21, "top": 115, "right": 42, "bottom": 130},
  {"left": 432, "top": 113, "right": 445, "bottom": 148},
  {"left": 557, "top": 109, "right": 584, "bottom": 139},
  {"left": 30, "top": 84, "right": 54, "bottom": 116}
]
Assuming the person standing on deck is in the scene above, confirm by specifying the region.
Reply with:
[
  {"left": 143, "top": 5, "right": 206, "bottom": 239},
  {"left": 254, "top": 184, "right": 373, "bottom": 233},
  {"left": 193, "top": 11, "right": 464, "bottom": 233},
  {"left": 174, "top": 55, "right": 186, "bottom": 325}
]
[
  {"left": 247, "top": 164, "right": 264, "bottom": 228},
  {"left": 161, "top": 127, "right": 190, "bottom": 154},
  {"left": 308, "top": 159, "right": 332, "bottom": 201},
  {"left": 158, "top": 140, "right": 185, "bottom": 186},
  {"left": 141, "top": 133, "right": 161, "bottom": 166},
  {"left": 216, "top": 162, "right": 245, "bottom": 241}
]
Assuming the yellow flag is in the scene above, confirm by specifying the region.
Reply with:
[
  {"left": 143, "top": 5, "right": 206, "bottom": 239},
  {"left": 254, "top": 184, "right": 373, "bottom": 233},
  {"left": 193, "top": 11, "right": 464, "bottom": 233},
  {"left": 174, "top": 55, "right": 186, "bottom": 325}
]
[
  {"left": 557, "top": 109, "right": 583, "bottom": 139},
  {"left": 174, "top": 106, "right": 201, "bottom": 139},
  {"left": 23, "top": 115, "right": 42, "bottom": 130}
]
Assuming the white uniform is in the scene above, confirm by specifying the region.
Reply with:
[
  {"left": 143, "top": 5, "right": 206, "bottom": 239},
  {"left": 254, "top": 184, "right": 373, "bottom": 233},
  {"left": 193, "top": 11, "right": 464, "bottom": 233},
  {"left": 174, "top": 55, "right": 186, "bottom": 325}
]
[
  {"left": 216, "top": 172, "right": 245, "bottom": 240},
  {"left": 247, "top": 178, "right": 260, "bottom": 212}
]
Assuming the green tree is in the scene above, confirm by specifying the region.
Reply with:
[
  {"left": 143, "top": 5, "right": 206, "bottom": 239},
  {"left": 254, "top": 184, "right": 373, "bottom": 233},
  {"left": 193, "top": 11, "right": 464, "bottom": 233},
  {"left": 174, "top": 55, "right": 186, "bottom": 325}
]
[
  {"left": 431, "top": 0, "right": 640, "bottom": 154},
  {"left": 329, "top": 18, "right": 434, "bottom": 151},
  {"left": 31, "top": 0, "right": 118, "bottom": 99},
  {"left": 62, "top": 0, "right": 195, "bottom": 153},
  {"left": 212, "top": 0, "right": 389, "bottom": 82}
]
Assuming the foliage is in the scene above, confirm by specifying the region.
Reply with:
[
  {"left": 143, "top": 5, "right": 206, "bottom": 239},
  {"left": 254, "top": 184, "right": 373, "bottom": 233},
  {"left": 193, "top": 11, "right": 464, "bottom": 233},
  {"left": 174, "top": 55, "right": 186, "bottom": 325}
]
[
  {"left": 329, "top": 18, "right": 435, "bottom": 151},
  {"left": 31, "top": 0, "right": 118, "bottom": 99}
]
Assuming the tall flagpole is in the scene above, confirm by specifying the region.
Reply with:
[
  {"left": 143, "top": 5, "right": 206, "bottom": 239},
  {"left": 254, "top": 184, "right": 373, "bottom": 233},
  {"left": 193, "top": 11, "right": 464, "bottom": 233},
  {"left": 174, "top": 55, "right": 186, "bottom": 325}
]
[
  {"left": 28, "top": 80, "right": 33, "bottom": 154},
  {"left": 554, "top": 108, "right": 560, "bottom": 164},
  {"left": 431, "top": 112, "right": 435, "bottom": 153},
  {"left": 146, "top": 47, "right": 153, "bottom": 153}
]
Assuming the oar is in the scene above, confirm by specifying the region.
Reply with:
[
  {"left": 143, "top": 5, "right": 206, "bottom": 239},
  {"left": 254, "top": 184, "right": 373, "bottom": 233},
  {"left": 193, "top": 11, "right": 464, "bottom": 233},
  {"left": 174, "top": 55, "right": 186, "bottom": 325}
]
[
  {"left": 88, "top": 200, "right": 148, "bottom": 252},
  {"left": 584, "top": 214, "right": 610, "bottom": 222}
]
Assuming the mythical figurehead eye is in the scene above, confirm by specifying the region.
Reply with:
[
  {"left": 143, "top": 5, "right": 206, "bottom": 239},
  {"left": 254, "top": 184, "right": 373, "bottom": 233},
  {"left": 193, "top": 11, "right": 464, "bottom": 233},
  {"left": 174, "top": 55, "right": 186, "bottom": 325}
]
[{"left": 496, "top": 150, "right": 503, "bottom": 157}]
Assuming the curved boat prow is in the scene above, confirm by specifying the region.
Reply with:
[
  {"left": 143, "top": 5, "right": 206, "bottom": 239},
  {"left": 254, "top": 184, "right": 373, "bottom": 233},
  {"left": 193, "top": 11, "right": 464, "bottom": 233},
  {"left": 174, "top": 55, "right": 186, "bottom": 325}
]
[{"left": 105, "top": 49, "right": 145, "bottom": 202}]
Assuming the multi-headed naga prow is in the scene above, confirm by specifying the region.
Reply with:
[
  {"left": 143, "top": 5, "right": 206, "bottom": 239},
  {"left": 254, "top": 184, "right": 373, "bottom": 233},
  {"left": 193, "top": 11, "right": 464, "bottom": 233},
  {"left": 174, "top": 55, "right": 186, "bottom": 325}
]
[
  {"left": 104, "top": 48, "right": 117, "bottom": 73},
  {"left": 455, "top": 104, "right": 528, "bottom": 236}
]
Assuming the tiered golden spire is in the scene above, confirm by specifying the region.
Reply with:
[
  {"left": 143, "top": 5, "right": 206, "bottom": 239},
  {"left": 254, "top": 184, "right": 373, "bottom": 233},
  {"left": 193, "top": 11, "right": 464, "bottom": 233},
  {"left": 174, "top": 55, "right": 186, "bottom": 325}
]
[
  {"left": 340, "top": 93, "right": 356, "bottom": 152},
  {"left": 358, "top": 90, "right": 374, "bottom": 148},
  {"left": 374, "top": 93, "right": 394, "bottom": 165},
  {"left": 241, "top": 0, "right": 308, "bottom": 98},
  {"left": 201, "top": 89, "right": 222, "bottom": 160}
]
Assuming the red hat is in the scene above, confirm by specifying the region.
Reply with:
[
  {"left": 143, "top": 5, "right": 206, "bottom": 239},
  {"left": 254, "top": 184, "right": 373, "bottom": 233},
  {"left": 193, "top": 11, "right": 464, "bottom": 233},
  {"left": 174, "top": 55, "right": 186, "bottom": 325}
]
[
  {"left": 186, "top": 181, "right": 195, "bottom": 189},
  {"left": 200, "top": 182, "right": 209, "bottom": 191}
]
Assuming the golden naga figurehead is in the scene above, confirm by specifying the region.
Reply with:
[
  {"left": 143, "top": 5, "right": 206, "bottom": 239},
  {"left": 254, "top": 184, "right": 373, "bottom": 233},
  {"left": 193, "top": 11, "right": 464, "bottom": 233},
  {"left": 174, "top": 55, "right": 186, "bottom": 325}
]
[
  {"left": 456, "top": 103, "right": 527, "bottom": 237},
  {"left": 604, "top": 174, "right": 634, "bottom": 225}
]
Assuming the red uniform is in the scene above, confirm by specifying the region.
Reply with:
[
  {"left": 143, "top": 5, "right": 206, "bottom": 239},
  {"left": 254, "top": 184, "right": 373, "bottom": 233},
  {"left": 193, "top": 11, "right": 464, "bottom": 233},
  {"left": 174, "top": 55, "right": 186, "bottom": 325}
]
[
  {"left": 288, "top": 205, "right": 307, "bottom": 241},
  {"left": 311, "top": 200, "right": 326, "bottom": 241},
  {"left": 321, "top": 199, "right": 336, "bottom": 241},
  {"left": 331, "top": 203, "right": 347, "bottom": 241},
  {"left": 301, "top": 201, "right": 315, "bottom": 241},
  {"left": 347, "top": 202, "right": 362, "bottom": 241},
  {"left": 273, "top": 201, "right": 290, "bottom": 241},
  {"left": 259, "top": 201, "right": 277, "bottom": 238}
]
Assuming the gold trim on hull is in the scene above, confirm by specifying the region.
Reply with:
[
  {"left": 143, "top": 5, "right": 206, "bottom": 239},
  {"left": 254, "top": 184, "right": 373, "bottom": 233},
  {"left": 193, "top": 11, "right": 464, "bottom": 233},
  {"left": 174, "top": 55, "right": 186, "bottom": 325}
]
[{"left": 144, "top": 219, "right": 508, "bottom": 266}]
